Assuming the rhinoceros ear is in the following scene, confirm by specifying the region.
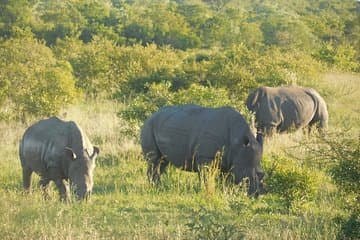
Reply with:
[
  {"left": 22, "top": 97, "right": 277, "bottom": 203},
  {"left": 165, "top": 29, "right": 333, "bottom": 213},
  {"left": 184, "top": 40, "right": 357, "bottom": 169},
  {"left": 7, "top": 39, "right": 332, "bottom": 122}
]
[
  {"left": 246, "top": 91, "right": 258, "bottom": 109},
  {"left": 246, "top": 88, "right": 263, "bottom": 111},
  {"left": 65, "top": 147, "right": 77, "bottom": 161},
  {"left": 90, "top": 146, "right": 99, "bottom": 159}
]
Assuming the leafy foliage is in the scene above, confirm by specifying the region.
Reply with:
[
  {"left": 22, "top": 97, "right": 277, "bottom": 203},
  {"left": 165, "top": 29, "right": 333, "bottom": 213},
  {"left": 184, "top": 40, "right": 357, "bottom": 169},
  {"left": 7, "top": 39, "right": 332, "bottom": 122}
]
[
  {"left": 0, "top": 35, "right": 78, "bottom": 120},
  {"left": 55, "top": 36, "right": 118, "bottom": 97},
  {"left": 0, "top": 0, "right": 33, "bottom": 38},
  {"left": 302, "top": 130, "right": 360, "bottom": 239},
  {"left": 263, "top": 155, "right": 318, "bottom": 210},
  {"left": 121, "top": 2, "right": 201, "bottom": 50},
  {"left": 32, "top": 0, "right": 86, "bottom": 46},
  {"left": 303, "top": 131, "right": 360, "bottom": 195},
  {"left": 186, "top": 207, "right": 243, "bottom": 240},
  {"left": 0, "top": 0, "right": 357, "bottom": 119},
  {"left": 119, "top": 82, "right": 232, "bottom": 126}
]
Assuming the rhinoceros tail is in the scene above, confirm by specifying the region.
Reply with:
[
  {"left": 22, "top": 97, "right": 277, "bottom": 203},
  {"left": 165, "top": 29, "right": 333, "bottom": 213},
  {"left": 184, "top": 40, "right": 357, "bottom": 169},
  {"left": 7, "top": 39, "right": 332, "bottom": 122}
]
[
  {"left": 19, "top": 137, "right": 26, "bottom": 167},
  {"left": 140, "top": 118, "right": 161, "bottom": 160},
  {"left": 305, "top": 88, "right": 329, "bottom": 130}
]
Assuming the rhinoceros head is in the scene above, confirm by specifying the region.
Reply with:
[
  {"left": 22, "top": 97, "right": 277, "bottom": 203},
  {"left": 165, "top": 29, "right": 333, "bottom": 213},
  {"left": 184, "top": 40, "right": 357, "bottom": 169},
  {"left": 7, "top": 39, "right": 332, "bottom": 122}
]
[
  {"left": 66, "top": 146, "right": 99, "bottom": 200},
  {"left": 231, "top": 132, "right": 263, "bottom": 196}
]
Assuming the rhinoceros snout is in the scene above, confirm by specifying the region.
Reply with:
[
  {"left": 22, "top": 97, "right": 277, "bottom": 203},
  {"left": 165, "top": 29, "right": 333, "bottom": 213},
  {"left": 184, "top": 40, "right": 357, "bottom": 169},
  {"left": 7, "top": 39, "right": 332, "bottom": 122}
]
[{"left": 234, "top": 168, "right": 261, "bottom": 196}]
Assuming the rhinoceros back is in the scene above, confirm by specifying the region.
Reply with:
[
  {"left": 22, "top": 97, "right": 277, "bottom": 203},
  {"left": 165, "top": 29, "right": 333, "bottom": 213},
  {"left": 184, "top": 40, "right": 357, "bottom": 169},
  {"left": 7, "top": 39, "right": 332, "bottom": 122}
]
[
  {"left": 276, "top": 87, "right": 317, "bottom": 131},
  {"left": 20, "top": 117, "right": 92, "bottom": 175},
  {"left": 142, "top": 105, "right": 247, "bottom": 170}
]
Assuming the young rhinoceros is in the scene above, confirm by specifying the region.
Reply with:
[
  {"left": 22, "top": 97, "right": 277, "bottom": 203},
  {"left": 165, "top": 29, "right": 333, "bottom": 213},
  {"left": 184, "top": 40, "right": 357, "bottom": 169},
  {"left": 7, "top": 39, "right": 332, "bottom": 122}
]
[
  {"left": 141, "top": 104, "right": 264, "bottom": 196},
  {"left": 19, "top": 117, "right": 99, "bottom": 201}
]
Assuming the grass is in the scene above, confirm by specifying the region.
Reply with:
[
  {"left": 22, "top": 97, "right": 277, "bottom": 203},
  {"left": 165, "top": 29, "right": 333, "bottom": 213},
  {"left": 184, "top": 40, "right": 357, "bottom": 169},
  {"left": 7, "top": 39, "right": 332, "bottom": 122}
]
[{"left": 0, "top": 72, "right": 359, "bottom": 239}]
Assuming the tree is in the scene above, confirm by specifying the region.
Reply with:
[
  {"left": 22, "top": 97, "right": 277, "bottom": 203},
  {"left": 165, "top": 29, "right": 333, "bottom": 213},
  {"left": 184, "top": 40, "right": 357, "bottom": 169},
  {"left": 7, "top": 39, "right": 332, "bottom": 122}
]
[
  {"left": 122, "top": 2, "right": 200, "bottom": 49},
  {"left": 77, "top": 0, "right": 124, "bottom": 44},
  {"left": 0, "top": 36, "right": 78, "bottom": 120},
  {"left": 32, "top": 0, "right": 86, "bottom": 45},
  {"left": 0, "top": 0, "right": 33, "bottom": 38}
]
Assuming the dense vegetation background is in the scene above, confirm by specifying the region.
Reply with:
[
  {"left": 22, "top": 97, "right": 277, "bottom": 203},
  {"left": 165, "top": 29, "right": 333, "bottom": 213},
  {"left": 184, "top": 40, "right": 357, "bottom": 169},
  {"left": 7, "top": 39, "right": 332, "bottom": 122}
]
[{"left": 0, "top": 0, "right": 359, "bottom": 239}]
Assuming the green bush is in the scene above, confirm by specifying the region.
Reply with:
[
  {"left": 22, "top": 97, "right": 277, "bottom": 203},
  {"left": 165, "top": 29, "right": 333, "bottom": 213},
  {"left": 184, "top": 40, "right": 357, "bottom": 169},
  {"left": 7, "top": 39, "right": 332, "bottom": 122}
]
[
  {"left": 0, "top": 36, "right": 78, "bottom": 120},
  {"left": 206, "top": 44, "right": 258, "bottom": 99},
  {"left": 186, "top": 207, "right": 243, "bottom": 240},
  {"left": 120, "top": 83, "right": 233, "bottom": 123},
  {"left": 205, "top": 45, "right": 323, "bottom": 99},
  {"left": 112, "top": 44, "right": 184, "bottom": 97},
  {"left": 302, "top": 131, "right": 360, "bottom": 239},
  {"left": 314, "top": 43, "right": 359, "bottom": 72},
  {"left": 264, "top": 155, "right": 317, "bottom": 210},
  {"left": 337, "top": 210, "right": 360, "bottom": 240},
  {"left": 253, "top": 47, "right": 323, "bottom": 87},
  {"left": 303, "top": 131, "right": 360, "bottom": 195},
  {"left": 119, "top": 83, "right": 172, "bottom": 125},
  {"left": 56, "top": 39, "right": 184, "bottom": 98},
  {"left": 122, "top": 2, "right": 201, "bottom": 50},
  {"left": 32, "top": 0, "right": 86, "bottom": 46},
  {"left": 118, "top": 83, "right": 235, "bottom": 138},
  {"left": 61, "top": 37, "right": 117, "bottom": 98}
]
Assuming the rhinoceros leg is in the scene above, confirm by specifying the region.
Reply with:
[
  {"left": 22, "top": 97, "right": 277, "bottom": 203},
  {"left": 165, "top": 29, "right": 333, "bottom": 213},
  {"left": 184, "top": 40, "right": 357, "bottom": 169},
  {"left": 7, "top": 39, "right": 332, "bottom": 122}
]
[
  {"left": 47, "top": 168, "right": 70, "bottom": 202},
  {"left": 145, "top": 149, "right": 159, "bottom": 183},
  {"left": 146, "top": 152, "right": 169, "bottom": 185},
  {"left": 22, "top": 167, "right": 33, "bottom": 192},
  {"left": 258, "top": 125, "right": 276, "bottom": 136},
  {"left": 39, "top": 178, "right": 50, "bottom": 200},
  {"left": 54, "top": 179, "right": 70, "bottom": 202},
  {"left": 248, "top": 168, "right": 260, "bottom": 197}
]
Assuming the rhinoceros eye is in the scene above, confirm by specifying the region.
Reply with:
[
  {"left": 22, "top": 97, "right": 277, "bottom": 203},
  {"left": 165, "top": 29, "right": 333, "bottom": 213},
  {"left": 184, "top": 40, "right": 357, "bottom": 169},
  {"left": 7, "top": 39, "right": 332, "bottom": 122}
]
[{"left": 243, "top": 136, "right": 250, "bottom": 147}]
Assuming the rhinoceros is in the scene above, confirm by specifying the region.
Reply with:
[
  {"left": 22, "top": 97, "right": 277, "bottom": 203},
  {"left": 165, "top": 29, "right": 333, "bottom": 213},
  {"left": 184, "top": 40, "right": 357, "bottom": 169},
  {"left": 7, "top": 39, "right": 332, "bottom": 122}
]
[
  {"left": 19, "top": 117, "right": 99, "bottom": 201},
  {"left": 140, "top": 104, "right": 264, "bottom": 195},
  {"left": 246, "top": 86, "right": 328, "bottom": 135}
]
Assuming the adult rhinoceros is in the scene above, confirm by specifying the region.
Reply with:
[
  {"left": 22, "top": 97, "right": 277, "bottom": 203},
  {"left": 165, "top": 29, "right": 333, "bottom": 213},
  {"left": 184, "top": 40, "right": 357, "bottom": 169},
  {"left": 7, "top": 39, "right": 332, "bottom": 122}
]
[
  {"left": 246, "top": 86, "right": 328, "bottom": 135},
  {"left": 140, "top": 104, "right": 264, "bottom": 196},
  {"left": 19, "top": 117, "right": 99, "bottom": 201}
]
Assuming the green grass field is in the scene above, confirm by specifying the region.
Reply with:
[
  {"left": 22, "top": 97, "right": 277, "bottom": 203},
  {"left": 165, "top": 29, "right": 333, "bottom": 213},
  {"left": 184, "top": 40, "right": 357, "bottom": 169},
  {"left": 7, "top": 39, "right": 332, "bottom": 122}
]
[{"left": 0, "top": 73, "right": 359, "bottom": 239}]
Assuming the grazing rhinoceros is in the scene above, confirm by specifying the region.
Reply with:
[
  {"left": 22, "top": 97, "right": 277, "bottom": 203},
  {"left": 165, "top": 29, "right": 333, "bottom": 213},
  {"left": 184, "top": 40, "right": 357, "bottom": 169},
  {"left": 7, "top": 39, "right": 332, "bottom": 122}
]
[
  {"left": 246, "top": 86, "right": 328, "bottom": 135},
  {"left": 19, "top": 117, "right": 99, "bottom": 201},
  {"left": 140, "top": 104, "right": 264, "bottom": 196}
]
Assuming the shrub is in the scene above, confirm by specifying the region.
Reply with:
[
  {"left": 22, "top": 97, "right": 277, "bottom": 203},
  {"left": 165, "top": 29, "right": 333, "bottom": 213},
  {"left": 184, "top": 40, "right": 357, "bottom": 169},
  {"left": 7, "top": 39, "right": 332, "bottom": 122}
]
[
  {"left": 0, "top": 36, "right": 78, "bottom": 120},
  {"left": 337, "top": 210, "right": 360, "bottom": 240},
  {"left": 205, "top": 44, "right": 258, "bottom": 99},
  {"left": 313, "top": 43, "right": 359, "bottom": 72},
  {"left": 112, "top": 44, "right": 183, "bottom": 97},
  {"left": 264, "top": 155, "right": 317, "bottom": 210},
  {"left": 118, "top": 83, "right": 234, "bottom": 138},
  {"left": 186, "top": 207, "right": 243, "bottom": 240},
  {"left": 205, "top": 45, "right": 323, "bottom": 99},
  {"left": 119, "top": 82, "right": 232, "bottom": 123},
  {"left": 302, "top": 130, "right": 360, "bottom": 239},
  {"left": 303, "top": 131, "right": 360, "bottom": 195},
  {"left": 122, "top": 2, "right": 201, "bottom": 50},
  {"left": 254, "top": 47, "right": 323, "bottom": 87}
]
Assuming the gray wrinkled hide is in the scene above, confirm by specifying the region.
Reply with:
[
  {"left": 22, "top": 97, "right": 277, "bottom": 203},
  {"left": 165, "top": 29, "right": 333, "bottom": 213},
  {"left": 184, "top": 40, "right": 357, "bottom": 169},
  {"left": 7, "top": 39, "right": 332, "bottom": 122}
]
[
  {"left": 19, "top": 117, "right": 99, "bottom": 201},
  {"left": 246, "top": 86, "right": 328, "bottom": 134},
  {"left": 140, "top": 104, "right": 263, "bottom": 195}
]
